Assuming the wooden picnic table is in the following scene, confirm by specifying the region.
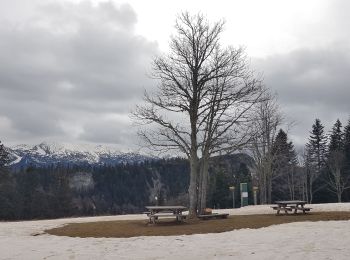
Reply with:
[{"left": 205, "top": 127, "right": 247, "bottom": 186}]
[
  {"left": 272, "top": 200, "right": 312, "bottom": 215},
  {"left": 145, "top": 206, "right": 187, "bottom": 224}
]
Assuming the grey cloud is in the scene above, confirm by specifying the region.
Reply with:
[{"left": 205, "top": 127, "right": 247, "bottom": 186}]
[
  {"left": 251, "top": 0, "right": 350, "bottom": 148},
  {"left": 1, "top": 0, "right": 349, "bottom": 151},
  {"left": 0, "top": 1, "right": 158, "bottom": 145},
  {"left": 256, "top": 48, "right": 350, "bottom": 109},
  {"left": 79, "top": 117, "right": 137, "bottom": 145},
  {"left": 253, "top": 47, "right": 350, "bottom": 147}
]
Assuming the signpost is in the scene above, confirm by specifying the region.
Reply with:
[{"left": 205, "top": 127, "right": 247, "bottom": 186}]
[{"left": 240, "top": 183, "right": 248, "bottom": 207}]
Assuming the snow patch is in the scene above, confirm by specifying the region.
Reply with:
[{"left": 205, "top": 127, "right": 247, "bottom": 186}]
[
  {"left": 7, "top": 141, "right": 154, "bottom": 166},
  {"left": 1, "top": 203, "right": 350, "bottom": 259}
]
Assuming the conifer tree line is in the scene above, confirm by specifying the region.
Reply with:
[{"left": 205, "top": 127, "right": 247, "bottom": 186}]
[
  {"left": 304, "top": 118, "right": 350, "bottom": 203},
  {"left": 252, "top": 117, "right": 350, "bottom": 204}
]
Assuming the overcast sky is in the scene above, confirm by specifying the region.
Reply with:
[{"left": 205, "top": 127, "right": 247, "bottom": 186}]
[{"left": 0, "top": 0, "right": 349, "bottom": 151}]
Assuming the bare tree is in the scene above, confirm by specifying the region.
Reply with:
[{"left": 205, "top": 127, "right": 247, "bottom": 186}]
[
  {"left": 196, "top": 57, "right": 263, "bottom": 213},
  {"left": 327, "top": 151, "right": 350, "bottom": 202},
  {"left": 133, "top": 12, "right": 263, "bottom": 216},
  {"left": 299, "top": 148, "right": 309, "bottom": 202},
  {"left": 286, "top": 160, "right": 298, "bottom": 200},
  {"left": 249, "top": 93, "right": 282, "bottom": 204}
]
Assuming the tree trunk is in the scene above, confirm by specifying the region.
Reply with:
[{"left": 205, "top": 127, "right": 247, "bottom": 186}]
[
  {"left": 304, "top": 168, "right": 309, "bottom": 203},
  {"left": 197, "top": 161, "right": 203, "bottom": 212},
  {"left": 267, "top": 166, "right": 273, "bottom": 204},
  {"left": 199, "top": 154, "right": 210, "bottom": 214},
  {"left": 267, "top": 179, "right": 272, "bottom": 204},
  {"left": 261, "top": 166, "right": 268, "bottom": 204},
  {"left": 258, "top": 166, "right": 266, "bottom": 205},
  {"left": 337, "top": 192, "right": 342, "bottom": 203},
  {"left": 309, "top": 173, "right": 313, "bottom": 204},
  {"left": 335, "top": 168, "right": 342, "bottom": 203},
  {"left": 188, "top": 136, "right": 199, "bottom": 218}
]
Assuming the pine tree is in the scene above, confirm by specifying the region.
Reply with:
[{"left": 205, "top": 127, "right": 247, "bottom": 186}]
[
  {"left": 326, "top": 119, "right": 348, "bottom": 202},
  {"left": 271, "top": 129, "right": 298, "bottom": 200},
  {"left": 272, "top": 130, "right": 289, "bottom": 178},
  {"left": 306, "top": 119, "right": 327, "bottom": 170},
  {"left": 272, "top": 130, "right": 298, "bottom": 172},
  {"left": 328, "top": 119, "right": 344, "bottom": 153},
  {"left": 305, "top": 119, "right": 327, "bottom": 203},
  {"left": 0, "top": 141, "right": 10, "bottom": 168},
  {"left": 343, "top": 119, "right": 350, "bottom": 200},
  {"left": 344, "top": 119, "right": 350, "bottom": 172}
]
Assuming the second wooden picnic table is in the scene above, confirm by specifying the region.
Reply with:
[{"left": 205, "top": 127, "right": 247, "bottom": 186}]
[
  {"left": 145, "top": 206, "right": 187, "bottom": 224},
  {"left": 273, "top": 200, "right": 312, "bottom": 215}
]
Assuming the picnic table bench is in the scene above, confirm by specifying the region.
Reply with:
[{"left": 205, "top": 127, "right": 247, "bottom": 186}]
[
  {"left": 197, "top": 213, "right": 229, "bottom": 220},
  {"left": 145, "top": 206, "right": 187, "bottom": 224},
  {"left": 272, "top": 200, "right": 312, "bottom": 215}
]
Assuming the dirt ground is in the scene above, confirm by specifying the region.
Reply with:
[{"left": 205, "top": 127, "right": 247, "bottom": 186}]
[{"left": 46, "top": 211, "right": 350, "bottom": 238}]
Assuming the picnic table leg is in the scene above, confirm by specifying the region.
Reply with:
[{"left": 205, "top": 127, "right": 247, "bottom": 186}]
[
  {"left": 148, "top": 210, "right": 152, "bottom": 223},
  {"left": 150, "top": 210, "right": 157, "bottom": 224}
]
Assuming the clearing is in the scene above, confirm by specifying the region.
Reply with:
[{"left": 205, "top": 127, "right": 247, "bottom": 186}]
[{"left": 46, "top": 211, "right": 350, "bottom": 238}]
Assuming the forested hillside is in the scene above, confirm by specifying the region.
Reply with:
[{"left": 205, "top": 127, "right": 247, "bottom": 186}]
[{"left": 0, "top": 154, "right": 253, "bottom": 220}]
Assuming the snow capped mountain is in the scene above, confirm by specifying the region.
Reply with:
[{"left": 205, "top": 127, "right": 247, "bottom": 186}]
[{"left": 7, "top": 142, "right": 155, "bottom": 168}]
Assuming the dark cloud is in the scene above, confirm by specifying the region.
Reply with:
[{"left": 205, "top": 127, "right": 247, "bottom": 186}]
[
  {"left": 253, "top": 47, "right": 350, "bottom": 147},
  {"left": 256, "top": 48, "right": 350, "bottom": 108},
  {"left": 249, "top": 0, "right": 350, "bottom": 148},
  {"left": 0, "top": 1, "right": 158, "bottom": 146},
  {"left": 79, "top": 114, "right": 136, "bottom": 145},
  {"left": 246, "top": 0, "right": 350, "bottom": 148}
]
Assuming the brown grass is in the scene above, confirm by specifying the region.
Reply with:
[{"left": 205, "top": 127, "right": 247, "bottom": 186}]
[{"left": 45, "top": 211, "right": 350, "bottom": 238}]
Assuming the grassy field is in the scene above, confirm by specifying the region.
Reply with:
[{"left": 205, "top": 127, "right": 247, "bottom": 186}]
[{"left": 45, "top": 211, "right": 350, "bottom": 238}]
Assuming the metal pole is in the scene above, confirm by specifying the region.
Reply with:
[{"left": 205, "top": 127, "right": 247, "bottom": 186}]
[
  {"left": 229, "top": 186, "right": 235, "bottom": 208},
  {"left": 232, "top": 190, "right": 235, "bottom": 208},
  {"left": 253, "top": 187, "right": 258, "bottom": 205}
]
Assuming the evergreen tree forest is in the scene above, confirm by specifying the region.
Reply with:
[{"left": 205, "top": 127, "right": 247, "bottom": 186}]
[
  {"left": 254, "top": 118, "right": 350, "bottom": 204},
  {"left": 0, "top": 152, "right": 252, "bottom": 220},
  {"left": 0, "top": 158, "right": 188, "bottom": 220},
  {"left": 304, "top": 118, "right": 350, "bottom": 203}
]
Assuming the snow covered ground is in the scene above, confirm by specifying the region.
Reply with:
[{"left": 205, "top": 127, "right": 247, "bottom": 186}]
[{"left": 1, "top": 203, "right": 350, "bottom": 259}]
